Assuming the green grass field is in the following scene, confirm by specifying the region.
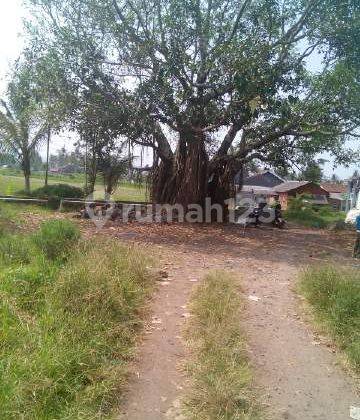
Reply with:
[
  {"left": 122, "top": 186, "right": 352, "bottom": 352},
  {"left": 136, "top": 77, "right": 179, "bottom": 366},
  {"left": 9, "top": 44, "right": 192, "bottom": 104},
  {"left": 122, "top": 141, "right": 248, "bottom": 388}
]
[{"left": 0, "top": 170, "right": 148, "bottom": 202}]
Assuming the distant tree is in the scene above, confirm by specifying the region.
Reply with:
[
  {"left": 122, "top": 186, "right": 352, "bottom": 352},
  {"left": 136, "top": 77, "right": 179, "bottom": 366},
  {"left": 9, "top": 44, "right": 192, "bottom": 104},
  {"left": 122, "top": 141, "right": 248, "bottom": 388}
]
[
  {"left": 97, "top": 144, "right": 129, "bottom": 195},
  {"left": 49, "top": 147, "right": 82, "bottom": 170},
  {"left": 21, "top": 48, "right": 74, "bottom": 185},
  {"left": 330, "top": 174, "right": 340, "bottom": 183},
  {"left": 71, "top": 78, "right": 133, "bottom": 194},
  {"left": 0, "top": 147, "right": 17, "bottom": 167},
  {"left": 299, "top": 160, "right": 324, "bottom": 184},
  {"left": 273, "top": 166, "right": 297, "bottom": 181},
  {"left": 30, "top": 150, "right": 44, "bottom": 171},
  {"left": 0, "top": 63, "right": 48, "bottom": 193}
]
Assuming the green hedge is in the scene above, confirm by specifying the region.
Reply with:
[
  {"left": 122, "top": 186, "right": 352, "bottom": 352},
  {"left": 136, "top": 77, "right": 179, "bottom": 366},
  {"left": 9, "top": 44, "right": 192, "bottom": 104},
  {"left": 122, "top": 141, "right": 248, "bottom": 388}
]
[{"left": 30, "top": 183, "right": 84, "bottom": 199}]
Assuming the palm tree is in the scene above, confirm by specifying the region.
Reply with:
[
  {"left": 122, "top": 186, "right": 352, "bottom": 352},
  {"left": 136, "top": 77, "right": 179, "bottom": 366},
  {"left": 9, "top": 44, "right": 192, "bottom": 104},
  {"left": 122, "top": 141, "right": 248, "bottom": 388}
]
[
  {"left": 0, "top": 100, "right": 47, "bottom": 194},
  {"left": 0, "top": 66, "right": 48, "bottom": 194}
]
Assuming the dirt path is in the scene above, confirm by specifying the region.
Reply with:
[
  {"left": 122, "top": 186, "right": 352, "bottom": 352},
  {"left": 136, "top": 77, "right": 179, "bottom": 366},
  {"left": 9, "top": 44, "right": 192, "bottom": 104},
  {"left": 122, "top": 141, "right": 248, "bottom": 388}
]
[
  {"left": 79, "top": 220, "right": 360, "bottom": 419},
  {"left": 237, "top": 258, "right": 359, "bottom": 420},
  {"left": 118, "top": 250, "right": 208, "bottom": 419}
]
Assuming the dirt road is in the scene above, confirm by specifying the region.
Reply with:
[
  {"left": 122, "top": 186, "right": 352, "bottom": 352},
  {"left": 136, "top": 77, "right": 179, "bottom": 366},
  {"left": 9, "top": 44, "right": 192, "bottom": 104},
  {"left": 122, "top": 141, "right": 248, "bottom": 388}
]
[{"left": 81, "top": 220, "right": 360, "bottom": 419}]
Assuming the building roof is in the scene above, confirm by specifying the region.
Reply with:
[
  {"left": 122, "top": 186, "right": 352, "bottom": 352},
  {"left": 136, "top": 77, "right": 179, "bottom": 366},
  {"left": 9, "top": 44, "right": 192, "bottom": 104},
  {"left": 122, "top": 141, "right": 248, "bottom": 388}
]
[
  {"left": 321, "top": 182, "right": 348, "bottom": 194},
  {"left": 238, "top": 170, "right": 284, "bottom": 188},
  {"left": 274, "top": 180, "right": 310, "bottom": 193}
]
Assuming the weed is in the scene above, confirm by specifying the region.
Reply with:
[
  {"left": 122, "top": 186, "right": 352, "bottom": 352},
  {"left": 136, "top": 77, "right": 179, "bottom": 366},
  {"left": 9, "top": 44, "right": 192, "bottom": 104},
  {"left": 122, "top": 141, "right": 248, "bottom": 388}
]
[
  {"left": 0, "top": 234, "right": 32, "bottom": 265},
  {"left": 32, "top": 219, "right": 80, "bottom": 261},
  {"left": 184, "top": 271, "right": 261, "bottom": 420},
  {"left": 30, "top": 183, "right": 84, "bottom": 199},
  {"left": 0, "top": 236, "right": 154, "bottom": 419},
  {"left": 299, "top": 265, "right": 360, "bottom": 372}
]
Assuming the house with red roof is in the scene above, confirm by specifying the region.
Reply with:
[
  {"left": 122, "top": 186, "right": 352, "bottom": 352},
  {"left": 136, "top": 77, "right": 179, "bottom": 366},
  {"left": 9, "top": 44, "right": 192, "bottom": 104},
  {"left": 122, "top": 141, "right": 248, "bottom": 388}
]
[{"left": 320, "top": 182, "right": 349, "bottom": 211}]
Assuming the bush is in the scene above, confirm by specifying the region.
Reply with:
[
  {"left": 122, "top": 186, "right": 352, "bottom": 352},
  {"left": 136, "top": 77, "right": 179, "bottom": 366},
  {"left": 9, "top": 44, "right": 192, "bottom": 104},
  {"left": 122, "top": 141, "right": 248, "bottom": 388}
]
[
  {"left": 299, "top": 265, "right": 360, "bottom": 372},
  {"left": 31, "top": 183, "right": 84, "bottom": 199},
  {"left": 286, "top": 206, "right": 327, "bottom": 228},
  {"left": 32, "top": 219, "right": 80, "bottom": 261},
  {"left": 47, "top": 195, "right": 62, "bottom": 210},
  {"left": 285, "top": 196, "right": 345, "bottom": 229}
]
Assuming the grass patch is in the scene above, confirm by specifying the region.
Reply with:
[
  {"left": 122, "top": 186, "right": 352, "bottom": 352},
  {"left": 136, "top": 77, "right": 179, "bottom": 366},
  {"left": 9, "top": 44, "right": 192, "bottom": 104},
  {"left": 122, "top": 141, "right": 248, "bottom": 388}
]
[
  {"left": 184, "top": 271, "right": 261, "bottom": 420},
  {"left": 32, "top": 219, "right": 80, "bottom": 261},
  {"left": 0, "top": 171, "right": 148, "bottom": 202},
  {"left": 299, "top": 265, "right": 360, "bottom": 372},
  {"left": 0, "top": 220, "right": 154, "bottom": 418},
  {"left": 0, "top": 234, "right": 33, "bottom": 266}
]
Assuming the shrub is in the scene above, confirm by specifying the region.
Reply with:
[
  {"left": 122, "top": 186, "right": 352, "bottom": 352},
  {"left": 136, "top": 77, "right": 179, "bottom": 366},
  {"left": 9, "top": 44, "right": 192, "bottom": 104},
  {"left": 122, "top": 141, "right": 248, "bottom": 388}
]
[
  {"left": 47, "top": 195, "right": 62, "bottom": 210},
  {"left": 32, "top": 219, "right": 80, "bottom": 261},
  {"left": 285, "top": 196, "right": 344, "bottom": 229},
  {"left": 31, "top": 183, "right": 84, "bottom": 199},
  {"left": 299, "top": 265, "right": 360, "bottom": 372}
]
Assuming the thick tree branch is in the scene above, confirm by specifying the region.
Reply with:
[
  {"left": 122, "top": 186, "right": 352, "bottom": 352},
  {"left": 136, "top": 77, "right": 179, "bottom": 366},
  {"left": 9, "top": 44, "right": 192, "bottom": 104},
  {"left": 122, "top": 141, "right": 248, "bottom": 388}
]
[
  {"left": 153, "top": 123, "right": 173, "bottom": 162},
  {"left": 217, "top": 121, "right": 242, "bottom": 156}
]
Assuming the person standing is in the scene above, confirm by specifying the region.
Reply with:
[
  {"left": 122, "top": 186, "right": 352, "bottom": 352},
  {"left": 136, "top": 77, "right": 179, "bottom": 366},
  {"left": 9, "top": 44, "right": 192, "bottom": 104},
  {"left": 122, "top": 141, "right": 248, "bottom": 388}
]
[{"left": 354, "top": 214, "right": 360, "bottom": 258}]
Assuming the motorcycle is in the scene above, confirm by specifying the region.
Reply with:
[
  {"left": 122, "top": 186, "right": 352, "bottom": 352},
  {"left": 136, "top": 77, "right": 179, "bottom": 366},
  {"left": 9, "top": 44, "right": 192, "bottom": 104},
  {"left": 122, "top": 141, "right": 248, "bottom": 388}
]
[
  {"left": 272, "top": 204, "right": 286, "bottom": 229},
  {"left": 247, "top": 202, "right": 267, "bottom": 227},
  {"left": 247, "top": 202, "right": 285, "bottom": 229}
]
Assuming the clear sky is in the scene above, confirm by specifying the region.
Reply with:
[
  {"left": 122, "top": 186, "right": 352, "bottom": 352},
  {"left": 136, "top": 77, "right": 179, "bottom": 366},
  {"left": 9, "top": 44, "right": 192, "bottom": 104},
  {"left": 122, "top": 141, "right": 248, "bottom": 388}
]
[
  {"left": 0, "top": 1, "right": 358, "bottom": 179},
  {"left": 0, "top": 0, "right": 73, "bottom": 156},
  {"left": 0, "top": 0, "right": 24, "bottom": 92}
]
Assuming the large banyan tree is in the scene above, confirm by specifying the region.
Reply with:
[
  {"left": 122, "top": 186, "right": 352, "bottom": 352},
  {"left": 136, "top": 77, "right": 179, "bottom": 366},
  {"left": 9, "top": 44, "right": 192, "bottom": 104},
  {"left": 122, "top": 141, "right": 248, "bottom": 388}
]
[{"left": 27, "top": 0, "right": 359, "bottom": 208}]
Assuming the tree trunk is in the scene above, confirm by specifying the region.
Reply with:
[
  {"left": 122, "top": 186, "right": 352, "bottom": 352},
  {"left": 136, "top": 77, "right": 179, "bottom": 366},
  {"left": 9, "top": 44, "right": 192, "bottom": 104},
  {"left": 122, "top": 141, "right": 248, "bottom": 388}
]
[
  {"left": 22, "top": 152, "right": 31, "bottom": 195},
  {"left": 151, "top": 130, "right": 208, "bottom": 208},
  {"left": 173, "top": 132, "right": 208, "bottom": 208},
  {"left": 84, "top": 133, "right": 98, "bottom": 195},
  {"left": 150, "top": 130, "right": 242, "bottom": 221},
  {"left": 87, "top": 167, "right": 97, "bottom": 195},
  {"left": 207, "top": 158, "right": 242, "bottom": 221},
  {"left": 104, "top": 172, "right": 115, "bottom": 196},
  {"left": 150, "top": 157, "right": 176, "bottom": 203},
  {"left": 45, "top": 127, "right": 51, "bottom": 187}
]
